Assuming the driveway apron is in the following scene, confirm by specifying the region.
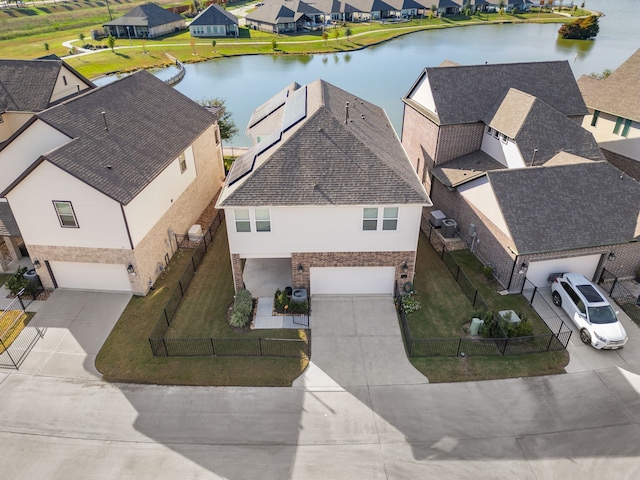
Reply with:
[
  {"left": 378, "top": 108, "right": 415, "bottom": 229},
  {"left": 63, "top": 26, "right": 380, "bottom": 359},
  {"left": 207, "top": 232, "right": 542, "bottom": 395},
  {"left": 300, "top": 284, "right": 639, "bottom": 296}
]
[{"left": 293, "top": 296, "right": 428, "bottom": 390}]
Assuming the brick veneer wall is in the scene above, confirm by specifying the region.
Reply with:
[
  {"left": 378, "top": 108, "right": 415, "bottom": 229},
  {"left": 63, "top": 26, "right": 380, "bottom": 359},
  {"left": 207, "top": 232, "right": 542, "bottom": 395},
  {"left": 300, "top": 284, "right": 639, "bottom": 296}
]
[
  {"left": 290, "top": 251, "right": 416, "bottom": 295},
  {"left": 231, "top": 253, "right": 243, "bottom": 292},
  {"left": 429, "top": 179, "right": 640, "bottom": 292},
  {"left": 30, "top": 123, "right": 225, "bottom": 295},
  {"left": 435, "top": 123, "right": 484, "bottom": 165}
]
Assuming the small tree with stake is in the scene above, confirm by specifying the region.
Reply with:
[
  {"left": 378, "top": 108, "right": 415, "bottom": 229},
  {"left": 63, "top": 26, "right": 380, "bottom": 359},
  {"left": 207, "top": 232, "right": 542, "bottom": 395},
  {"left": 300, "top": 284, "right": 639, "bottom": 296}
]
[{"left": 197, "top": 97, "right": 238, "bottom": 140}]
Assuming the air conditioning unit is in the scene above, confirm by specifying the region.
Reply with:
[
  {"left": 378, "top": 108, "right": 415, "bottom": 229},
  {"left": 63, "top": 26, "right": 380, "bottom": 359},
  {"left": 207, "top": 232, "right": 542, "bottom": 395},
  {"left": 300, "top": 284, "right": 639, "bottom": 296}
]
[
  {"left": 441, "top": 219, "right": 457, "bottom": 238},
  {"left": 429, "top": 210, "right": 447, "bottom": 228},
  {"left": 188, "top": 224, "right": 203, "bottom": 242}
]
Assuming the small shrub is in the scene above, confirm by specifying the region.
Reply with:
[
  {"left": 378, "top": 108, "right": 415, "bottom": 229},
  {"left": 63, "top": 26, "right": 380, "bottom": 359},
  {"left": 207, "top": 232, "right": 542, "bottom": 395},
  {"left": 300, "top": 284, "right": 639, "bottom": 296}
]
[
  {"left": 6, "top": 267, "right": 28, "bottom": 295},
  {"left": 229, "top": 289, "right": 253, "bottom": 328},
  {"left": 271, "top": 38, "right": 277, "bottom": 51},
  {"left": 483, "top": 265, "right": 494, "bottom": 279},
  {"left": 287, "top": 300, "right": 308, "bottom": 314},
  {"left": 274, "top": 288, "right": 288, "bottom": 312},
  {"left": 401, "top": 294, "right": 422, "bottom": 314}
]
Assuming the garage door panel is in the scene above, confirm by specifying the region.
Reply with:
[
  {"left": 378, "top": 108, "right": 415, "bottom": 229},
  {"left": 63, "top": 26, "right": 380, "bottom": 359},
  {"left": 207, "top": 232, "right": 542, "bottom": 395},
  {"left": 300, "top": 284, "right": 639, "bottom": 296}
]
[
  {"left": 50, "top": 261, "right": 132, "bottom": 292},
  {"left": 311, "top": 267, "right": 395, "bottom": 295},
  {"left": 527, "top": 254, "right": 601, "bottom": 287}
]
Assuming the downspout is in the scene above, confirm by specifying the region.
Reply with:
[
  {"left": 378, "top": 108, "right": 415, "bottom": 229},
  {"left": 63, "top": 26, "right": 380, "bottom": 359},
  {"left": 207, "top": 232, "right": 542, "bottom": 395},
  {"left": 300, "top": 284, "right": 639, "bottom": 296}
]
[{"left": 506, "top": 255, "right": 519, "bottom": 291}]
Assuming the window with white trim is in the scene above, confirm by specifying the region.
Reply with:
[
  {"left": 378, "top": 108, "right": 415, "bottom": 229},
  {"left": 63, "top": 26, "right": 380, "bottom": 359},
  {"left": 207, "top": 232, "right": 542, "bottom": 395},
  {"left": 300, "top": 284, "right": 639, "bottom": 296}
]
[
  {"left": 363, "top": 208, "right": 378, "bottom": 230},
  {"left": 255, "top": 208, "right": 271, "bottom": 232},
  {"left": 234, "top": 209, "right": 251, "bottom": 232},
  {"left": 486, "top": 126, "right": 492, "bottom": 135},
  {"left": 179, "top": 152, "right": 187, "bottom": 173},
  {"left": 53, "top": 201, "right": 78, "bottom": 228},
  {"left": 500, "top": 133, "right": 508, "bottom": 144},
  {"left": 382, "top": 207, "right": 398, "bottom": 231}
]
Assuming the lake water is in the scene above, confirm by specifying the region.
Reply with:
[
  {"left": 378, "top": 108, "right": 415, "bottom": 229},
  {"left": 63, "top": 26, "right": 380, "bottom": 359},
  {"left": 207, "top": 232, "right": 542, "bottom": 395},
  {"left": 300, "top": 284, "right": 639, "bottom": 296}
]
[{"left": 99, "top": 0, "right": 639, "bottom": 146}]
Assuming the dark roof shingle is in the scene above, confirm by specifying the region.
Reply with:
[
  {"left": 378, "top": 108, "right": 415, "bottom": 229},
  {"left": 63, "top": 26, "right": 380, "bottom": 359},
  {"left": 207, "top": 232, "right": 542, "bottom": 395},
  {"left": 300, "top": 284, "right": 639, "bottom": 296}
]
[
  {"left": 488, "top": 162, "right": 640, "bottom": 254},
  {"left": 104, "top": 3, "right": 184, "bottom": 27},
  {"left": 406, "top": 60, "right": 588, "bottom": 125},
  {"left": 0, "top": 202, "right": 20, "bottom": 236},
  {"left": 190, "top": 4, "right": 238, "bottom": 26},
  {"left": 29, "top": 71, "right": 215, "bottom": 205}
]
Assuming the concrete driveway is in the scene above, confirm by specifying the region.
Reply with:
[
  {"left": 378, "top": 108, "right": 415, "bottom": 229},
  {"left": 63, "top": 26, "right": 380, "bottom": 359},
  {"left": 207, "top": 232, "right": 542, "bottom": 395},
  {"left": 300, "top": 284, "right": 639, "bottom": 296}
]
[
  {"left": 1, "top": 292, "right": 640, "bottom": 478},
  {"left": 14, "top": 289, "right": 131, "bottom": 379},
  {"left": 294, "top": 296, "right": 428, "bottom": 389}
]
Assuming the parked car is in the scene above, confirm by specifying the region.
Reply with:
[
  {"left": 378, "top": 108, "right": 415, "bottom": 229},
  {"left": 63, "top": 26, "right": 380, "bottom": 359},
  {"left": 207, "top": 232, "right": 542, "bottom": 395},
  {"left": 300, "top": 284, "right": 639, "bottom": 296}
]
[{"left": 551, "top": 273, "right": 627, "bottom": 350}]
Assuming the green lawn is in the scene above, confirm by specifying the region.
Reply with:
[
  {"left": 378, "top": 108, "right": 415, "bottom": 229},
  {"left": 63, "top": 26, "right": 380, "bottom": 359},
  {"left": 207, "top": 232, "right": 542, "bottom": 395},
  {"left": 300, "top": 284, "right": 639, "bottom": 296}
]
[
  {"left": 406, "top": 231, "right": 569, "bottom": 382},
  {"left": 95, "top": 220, "right": 308, "bottom": 386},
  {"left": 0, "top": 273, "right": 13, "bottom": 288}
]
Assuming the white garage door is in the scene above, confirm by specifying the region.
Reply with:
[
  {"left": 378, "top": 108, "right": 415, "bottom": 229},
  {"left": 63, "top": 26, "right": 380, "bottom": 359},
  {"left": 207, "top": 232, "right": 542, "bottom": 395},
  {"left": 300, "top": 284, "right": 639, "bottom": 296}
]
[
  {"left": 526, "top": 254, "right": 602, "bottom": 287},
  {"left": 310, "top": 266, "right": 395, "bottom": 295},
  {"left": 50, "top": 261, "right": 132, "bottom": 292}
]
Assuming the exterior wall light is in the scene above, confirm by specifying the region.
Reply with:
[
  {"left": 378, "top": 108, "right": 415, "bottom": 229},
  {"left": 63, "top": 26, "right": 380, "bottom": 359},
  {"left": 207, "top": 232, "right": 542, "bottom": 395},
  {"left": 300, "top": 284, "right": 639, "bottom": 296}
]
[
  {"left": 518, "top": 262, "right": 528, "bottom": 275},
  {"left": 33, "top": 259, "right": 41, "bottom": 269},
  {"left": 298, "top": 264, "right": 304, "bottom": 272},
  {"left": 127, "top": 264, "right": 136, "bottom": 276},
  {"left": 401, "top": 260, "right": 409, "bottom": 273}
]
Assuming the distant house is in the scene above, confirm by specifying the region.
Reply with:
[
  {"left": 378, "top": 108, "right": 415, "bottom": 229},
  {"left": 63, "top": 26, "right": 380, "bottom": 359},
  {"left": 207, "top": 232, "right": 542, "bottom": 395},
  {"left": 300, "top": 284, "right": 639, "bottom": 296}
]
[
  {"left": 217, "top": 80, "right": 430, "bottom": 296},
  {"left": 578, "top": 49, "right": 640, "bottom": 181},
  {"left": 245, "top": 2, "right": 312, "bottom": 33},
  {"left": 0, "top": 57, "right": 95, "bottom": 272},
  {"left": 402, "top": 60, "right": 640, "bottom": 292},
  {"left": 103, "top": 3, "right": 186, "bottom": 39},
  {"left": 189, "top": 4, "right": 239, "bottom": 37},
  {"left": 0, "top": 72, "right": 225, "bottom": 294}
]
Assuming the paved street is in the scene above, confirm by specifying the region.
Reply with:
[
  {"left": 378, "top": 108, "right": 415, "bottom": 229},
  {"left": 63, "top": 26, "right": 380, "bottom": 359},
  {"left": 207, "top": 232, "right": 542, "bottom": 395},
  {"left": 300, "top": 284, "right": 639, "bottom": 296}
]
[{"left": 0, "top": 291, "right": 639, "bottom": 479}]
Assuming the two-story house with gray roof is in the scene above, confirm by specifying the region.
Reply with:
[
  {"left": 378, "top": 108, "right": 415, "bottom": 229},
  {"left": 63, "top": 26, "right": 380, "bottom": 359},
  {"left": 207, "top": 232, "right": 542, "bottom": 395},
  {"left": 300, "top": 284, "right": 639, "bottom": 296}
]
[
  {"left": 0, "top": 71, "right": 225, "bottom": 295},
  {"left": 402, "top": 60, "right": 640, "bottom": 292},
  {"left": 0, "top": 57, "right": 95, "bottom": 272},
  {"left": 578, "top": 49, "right": 640, "bottom": 181},
  {"left": 217, "top": 79, "right": 431, "bottom": 296}
]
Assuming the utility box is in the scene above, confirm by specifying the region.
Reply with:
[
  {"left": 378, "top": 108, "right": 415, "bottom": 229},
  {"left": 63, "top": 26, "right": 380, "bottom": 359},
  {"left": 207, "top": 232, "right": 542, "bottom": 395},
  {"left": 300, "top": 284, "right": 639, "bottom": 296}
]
[
  {"left": 188, "top": 224, "right": 203, "bottom": 242},
  {"left": 429, "top": 210, "right": 447, "bottom": 228},
  {"left": 441, "top": 219, "right": 457, "bottom": 238}
]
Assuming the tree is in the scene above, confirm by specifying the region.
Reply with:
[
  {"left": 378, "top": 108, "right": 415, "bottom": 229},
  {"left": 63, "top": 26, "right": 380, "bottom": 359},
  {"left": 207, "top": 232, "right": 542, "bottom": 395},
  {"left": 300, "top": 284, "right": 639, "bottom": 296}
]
[
  {"left": 322, "top": 31, "right": 328, "bottom": 45},
  {"left": 430, "top": 4, "right": 437, "bottom": 18},
  {"left": 333, "top": 28, "right": 340, "bottom": 42},
  {"left": 107, "top": 35, "right": 116, "bottom": 52},
  {"left": 211, "top": 39, "right": 217, "bottom": 52},
  {"left": 345, "top": 26, "right": 352, "bottom": 41},
  {"left": 44, "top": 42, "right": 49, "bottom": 51},
  {"left": 271, "top": 38, "right": 277, "bottom": 51},
  {"left": 198, "top": 97, "right": 238, "bottom": 140},
  {"left": 558, "top": 15, "right": 599, "bottom": 39},
  {"left": 79, "top": 32, "right": 85, "bottom": 44},
  {"left": 589, "top": 68, "right": 612, "bottom": 79}
]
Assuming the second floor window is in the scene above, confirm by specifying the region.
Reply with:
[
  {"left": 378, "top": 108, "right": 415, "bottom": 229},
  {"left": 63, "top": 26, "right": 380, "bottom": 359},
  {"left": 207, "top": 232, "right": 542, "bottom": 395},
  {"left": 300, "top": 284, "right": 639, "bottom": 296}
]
[
  {"left": 179, "top": 152, "right": 187, "bottom": 173},
  {"left": 53, "top": 201, "right": 78, "bottom": 228}
]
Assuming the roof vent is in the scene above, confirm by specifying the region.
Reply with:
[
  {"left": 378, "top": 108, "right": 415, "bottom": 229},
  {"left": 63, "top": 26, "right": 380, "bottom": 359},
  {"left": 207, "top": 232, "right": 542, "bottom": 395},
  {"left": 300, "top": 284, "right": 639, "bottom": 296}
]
[
  {"left": 345, "top": 101, "right": 349, "bottom": 124},
  {"left": 106, "top": 165, "right": 112, "bottom": 170},
  {"left": 102, "top": 111, "right": 108, "bottom": 131}
]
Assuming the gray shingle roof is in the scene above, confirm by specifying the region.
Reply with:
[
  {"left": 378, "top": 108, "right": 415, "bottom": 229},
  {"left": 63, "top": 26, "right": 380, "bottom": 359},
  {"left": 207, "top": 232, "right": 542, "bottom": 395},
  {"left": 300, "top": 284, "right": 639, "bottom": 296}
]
[
  {"left": 190, "top": 4, "right": 238, "bottom": 26},
  {"left": 484, "top": 88, "right": 605, "bottom": 165},
  {"left": 431, "top": 150, "right": 504, "bottom": 187},
  {"left": 246, "top": 3, "right": 302, "bottom": 24},
  {"left": 219, "top": 80, "right": 429, "bottom": 207},
  {"left": 405, "top": 60, "right": 588, "bottom": 125},
  {"left": 104, "top": 3, "right": 184, "bottom": 28},
  {"left": 0, "top": 58, "right": 93, "bottom": 114},
  {"left": 14, "top": 71, "right": 215, "bottom": 205},
  {"left": 488, "top": 161, "right": 640, "bottom": 254},
  {"left": 578, "top": 49, "right": 640, "bottom": 123},
  {"left": 0, "top": 201, "right": 20, "bottom": 237}
]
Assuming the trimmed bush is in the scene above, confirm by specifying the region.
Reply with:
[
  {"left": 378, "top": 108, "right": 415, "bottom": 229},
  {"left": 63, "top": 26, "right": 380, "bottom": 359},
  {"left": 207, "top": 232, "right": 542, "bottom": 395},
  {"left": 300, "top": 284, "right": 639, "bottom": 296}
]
[
  {"left": 401, "top": 294, "right": 422, "bottom": 314},
  {"left": 6, "top": 267, "right": 28, "bottom": 295}
]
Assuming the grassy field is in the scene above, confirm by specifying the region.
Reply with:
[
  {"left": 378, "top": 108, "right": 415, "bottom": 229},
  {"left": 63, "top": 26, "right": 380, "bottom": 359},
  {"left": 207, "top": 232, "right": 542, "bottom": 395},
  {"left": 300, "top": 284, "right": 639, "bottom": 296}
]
[
  {"left": 95, "top": 220, "right": 308, "bottom": 386},
  {"left": 0, "top": 2, "right": 576, "bottom": 78}
]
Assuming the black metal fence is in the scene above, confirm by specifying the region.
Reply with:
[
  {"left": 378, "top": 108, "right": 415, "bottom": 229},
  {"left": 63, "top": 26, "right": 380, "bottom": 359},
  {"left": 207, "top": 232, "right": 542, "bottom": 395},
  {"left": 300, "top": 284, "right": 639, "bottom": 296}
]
[
  {"left": 149, "top": 211, "right": 309, "bottom": 359},
  {"left": 521, "top": 279, "right": 573, "bottom": 339},
  {"left": 0, "top": 296, "right": 45, "bottom": 369},
  {"left": 598, "top": 268, "right": 640, "bottom": 326},
  {"left": 395, "top": 225, "right": 572, "bottom": 357}
]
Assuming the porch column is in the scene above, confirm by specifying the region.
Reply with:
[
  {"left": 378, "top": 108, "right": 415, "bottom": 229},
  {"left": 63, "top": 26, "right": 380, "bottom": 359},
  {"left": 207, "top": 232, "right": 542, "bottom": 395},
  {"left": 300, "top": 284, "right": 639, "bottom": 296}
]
[{"left": 3, "top": 236, "right": 22, "bottom": 262}]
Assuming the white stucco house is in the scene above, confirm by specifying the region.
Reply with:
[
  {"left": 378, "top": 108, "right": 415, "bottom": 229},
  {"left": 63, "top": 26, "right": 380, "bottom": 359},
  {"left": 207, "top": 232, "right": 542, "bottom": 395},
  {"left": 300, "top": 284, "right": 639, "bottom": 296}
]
[
  {"left": 216, "top": 79, "right": 431, "bottom": 296},
  {"left": 402, "top": 60, "right": 640, "bottom": 292},
  {"left": 0, "top": 71, "right": 225, "bottom": 295},
  {"left": 0, "top": 57, "right": 95, "bottom": 272}
]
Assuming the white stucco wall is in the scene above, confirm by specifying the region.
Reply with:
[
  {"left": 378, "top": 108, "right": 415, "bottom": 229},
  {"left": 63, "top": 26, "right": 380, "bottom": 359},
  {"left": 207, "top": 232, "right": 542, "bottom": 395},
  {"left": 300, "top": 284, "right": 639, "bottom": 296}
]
[
  {"left": 225, "top": 204, "right": 423, "bottom": 257},
  {"left": 124, "top": 146, "right": 197, "bottom": 246},
  {"left": 50, "top": 66, "right": 93, "bottom": 103},
  {"left": 582, "top": 110, "right": 640, "bottom": 162},
  {"left": 0, "top": 120, "right": 71, "bottom": 193},
  {"left": 6, "top": 161, "right": 130, "bottom": 249},
  {"left": 458, "top": 177, "right": 511, "bottom": 238},
  {"left": 481, "top": 129, "right": 526, "bottom": 168},
  {"left": 408, "top": 73, "right": 437, "bottom": 115}
]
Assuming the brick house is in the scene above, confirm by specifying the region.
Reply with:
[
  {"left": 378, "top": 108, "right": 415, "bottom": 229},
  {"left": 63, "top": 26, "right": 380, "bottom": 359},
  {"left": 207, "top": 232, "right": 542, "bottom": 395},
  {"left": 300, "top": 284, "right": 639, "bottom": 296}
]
[
  {"left": 0, "top": 57, "right": 95, "bottom": 272},
  {"left": 0, "top": 71, "right": 225, "bottom": 295},
  {"left": 216, "top": 79, "right": 431, "bottom": 296},
  {"left": 402, "top": 60, "right": 640, "bottom": 292},
  {"left": 578, "top": 49, "right": 640, "bottom": 181}
]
